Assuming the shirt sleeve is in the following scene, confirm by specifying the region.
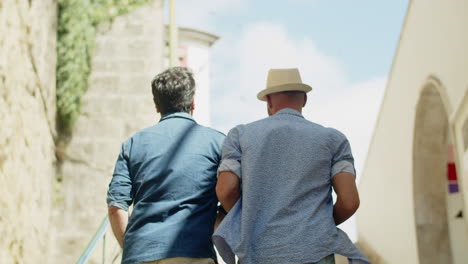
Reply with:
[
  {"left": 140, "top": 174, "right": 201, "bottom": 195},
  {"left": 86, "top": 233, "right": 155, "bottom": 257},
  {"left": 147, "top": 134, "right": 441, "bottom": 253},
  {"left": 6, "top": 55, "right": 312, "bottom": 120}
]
[
  {"left": 107, "top": 140, "right": 133, "bottom": 211},
  {"left": 330, "top": 130, "right": 356, "bottom": 178},
  {"left": 218, "top": 125, "right": 243, "bottom": 178}
]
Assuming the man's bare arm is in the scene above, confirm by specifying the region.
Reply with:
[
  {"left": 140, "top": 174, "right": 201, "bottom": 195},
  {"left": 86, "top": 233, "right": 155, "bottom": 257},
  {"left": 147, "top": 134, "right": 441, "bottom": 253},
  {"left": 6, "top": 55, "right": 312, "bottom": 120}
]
[
  {"left": 216, "top": 171, "right": 241, "bottom": 212},
  {"left": 332, "top": 172, "right": 360, "bottom": 225},
  {"left": 108, "top": 206, "right": 129, "bottom": 248}
]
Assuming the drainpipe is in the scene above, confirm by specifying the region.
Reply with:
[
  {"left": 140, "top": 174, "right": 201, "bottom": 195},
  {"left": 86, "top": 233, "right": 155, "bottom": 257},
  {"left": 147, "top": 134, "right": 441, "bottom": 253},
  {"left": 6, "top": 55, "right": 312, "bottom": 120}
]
[{"left": 169, "top": 0, "right": 178, "bottom": 67}]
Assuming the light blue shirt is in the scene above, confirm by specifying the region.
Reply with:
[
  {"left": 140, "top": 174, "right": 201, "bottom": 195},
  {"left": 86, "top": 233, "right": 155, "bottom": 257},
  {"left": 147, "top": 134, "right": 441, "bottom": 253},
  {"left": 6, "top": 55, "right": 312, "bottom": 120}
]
[{"left": 213, "top": 108, "right": 369, "bottom": 264}]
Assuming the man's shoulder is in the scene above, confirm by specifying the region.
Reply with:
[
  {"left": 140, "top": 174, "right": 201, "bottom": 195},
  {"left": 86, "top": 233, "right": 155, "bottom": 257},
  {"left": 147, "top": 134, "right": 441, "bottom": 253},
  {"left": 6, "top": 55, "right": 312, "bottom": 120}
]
[
  {"left": 116, "top": 125, "right": 157, "bottom": 153},
  {"left": 242, "top": 116, "right": 270, "bottom": 129},
  {"left": 299, "top": 118, "right": 345, "bottom": 136},
  {"left": 323, "top": 126, "right": 347, "bottom": 139},
  {"left": 196, "top": 124, "right": 226, "bottom": 140},
  {"left": 296, "top": 120, "right": 349, "bottom": 144},
  {"left": 131, "top": 124, "right": 159, "bottom": 138},
  {"left": 234, "top": 115, "right": 318, "bottom": 134}
]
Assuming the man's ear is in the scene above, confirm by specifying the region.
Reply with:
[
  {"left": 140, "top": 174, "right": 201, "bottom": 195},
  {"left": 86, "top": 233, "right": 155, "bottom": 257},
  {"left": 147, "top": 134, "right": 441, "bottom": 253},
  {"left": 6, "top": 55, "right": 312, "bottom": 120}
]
[
  {"left": 303, "top": 93, "right": 307, "bottom": 107},
  {"left": 155, "top": 106, "right": 161, "bottom": 113},
  {"left": 266, "top": 95, "right": 272, "bottom": 108}
]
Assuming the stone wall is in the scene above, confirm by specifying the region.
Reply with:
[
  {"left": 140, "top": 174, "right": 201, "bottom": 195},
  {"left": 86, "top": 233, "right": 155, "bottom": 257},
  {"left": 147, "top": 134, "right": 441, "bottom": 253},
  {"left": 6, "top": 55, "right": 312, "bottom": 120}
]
[
  {"left": 0, "top": 0, "right": 58, "bottom": 263},
  {"left": 51, "top": 1, "right": 164, "bottom": 262}
]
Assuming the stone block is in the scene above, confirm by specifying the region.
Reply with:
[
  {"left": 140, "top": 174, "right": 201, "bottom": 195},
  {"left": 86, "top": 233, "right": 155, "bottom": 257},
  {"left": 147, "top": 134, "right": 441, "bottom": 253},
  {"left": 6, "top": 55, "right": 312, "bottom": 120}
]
[
  {"left": 119, "top": 74, "right": 153, "bottom": 94},
  {"left": 80, "top": 94, "right": 106, "bottom": 115},
  {"left": 89, "top": 139, "right": 121, "bottom": 170},
  {"left": 91, "top": 59, "right": 113, "bottom": 73},
  {"left": 65, "top": 138, "right": 95, "bottom": 163},
  {"left": 81, "top": 94, "right": 124, "bottom": 116},
  {"left": 113, "top": 59, "right": 146, "bottom": 73},
  {"left": 121, "top": 40, "right": 155, "bottom": 58},
  {"left": 120, "top": 95, "right": 154, "bottom": 117},
  {"left": 72, "top": 116, "right": 122, "bottom": 139},
  {"left": 59, "top": 162, "right": 109, "bottom": 212},
  {"left": 121, "top": 23, "right": 145, "bottom": 36},
  {"left": 88, "top": 74, "right": 119, "bottom": 94},
  {"left": 94, "top": 38, "right": 116, "bottom": 57}
]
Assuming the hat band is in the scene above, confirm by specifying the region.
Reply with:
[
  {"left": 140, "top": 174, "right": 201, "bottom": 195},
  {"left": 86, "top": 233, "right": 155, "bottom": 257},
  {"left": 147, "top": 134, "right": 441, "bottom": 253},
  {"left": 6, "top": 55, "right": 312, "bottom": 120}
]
[{"left": 257, "top": 83, "right": 312, "bottom": 101}]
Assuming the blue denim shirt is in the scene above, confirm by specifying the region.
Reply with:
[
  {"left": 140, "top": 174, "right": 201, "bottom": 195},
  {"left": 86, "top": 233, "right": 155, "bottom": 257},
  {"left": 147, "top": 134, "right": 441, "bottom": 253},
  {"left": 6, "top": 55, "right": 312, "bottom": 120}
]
[
  {"left": 213, "top": 108, "right": 369, "bottom": 264},
  {"left": 107, "top": 112, "right": 225, "bottom": 264}
]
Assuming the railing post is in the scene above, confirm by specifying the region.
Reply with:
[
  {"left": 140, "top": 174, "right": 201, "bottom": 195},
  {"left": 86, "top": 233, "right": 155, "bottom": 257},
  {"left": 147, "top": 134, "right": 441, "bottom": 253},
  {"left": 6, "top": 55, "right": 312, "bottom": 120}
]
[{"left": 102, "top": 233, "right": 106, "bottom": 264}]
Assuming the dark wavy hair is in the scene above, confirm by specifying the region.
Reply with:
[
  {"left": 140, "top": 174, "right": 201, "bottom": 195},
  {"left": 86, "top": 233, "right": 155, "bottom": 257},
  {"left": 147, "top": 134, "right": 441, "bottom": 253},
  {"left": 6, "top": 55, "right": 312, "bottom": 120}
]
[{"left": 151, "top": 67, "right": 195, "bottom": 114}]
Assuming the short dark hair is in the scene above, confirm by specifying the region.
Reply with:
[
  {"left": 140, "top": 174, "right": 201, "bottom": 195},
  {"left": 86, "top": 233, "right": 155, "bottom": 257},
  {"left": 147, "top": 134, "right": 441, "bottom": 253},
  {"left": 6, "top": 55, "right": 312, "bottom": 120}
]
[{"left": 151, "top": 67, "right": 195, "bottom": 114}]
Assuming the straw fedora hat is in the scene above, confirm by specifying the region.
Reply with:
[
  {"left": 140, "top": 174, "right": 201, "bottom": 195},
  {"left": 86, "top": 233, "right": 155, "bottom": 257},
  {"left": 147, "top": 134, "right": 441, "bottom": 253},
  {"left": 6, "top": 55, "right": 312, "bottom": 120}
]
[{"left": 257, "top": 68, "right": 312, "bottom": 101}]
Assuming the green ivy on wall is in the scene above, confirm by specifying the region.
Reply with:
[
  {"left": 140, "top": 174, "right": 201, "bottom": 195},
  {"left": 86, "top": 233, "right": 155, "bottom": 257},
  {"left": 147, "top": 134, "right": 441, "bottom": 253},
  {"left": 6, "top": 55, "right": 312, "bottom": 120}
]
[{"left": 56, "top": 0, "right": 152, "bottom": 133}]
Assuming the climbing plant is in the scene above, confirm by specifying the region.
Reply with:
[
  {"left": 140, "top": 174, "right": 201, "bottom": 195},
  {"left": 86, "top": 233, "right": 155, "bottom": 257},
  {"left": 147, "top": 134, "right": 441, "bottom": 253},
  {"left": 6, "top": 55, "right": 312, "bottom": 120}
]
[{"left": 56, "top": 0, "right": 152, "bottom": 133}]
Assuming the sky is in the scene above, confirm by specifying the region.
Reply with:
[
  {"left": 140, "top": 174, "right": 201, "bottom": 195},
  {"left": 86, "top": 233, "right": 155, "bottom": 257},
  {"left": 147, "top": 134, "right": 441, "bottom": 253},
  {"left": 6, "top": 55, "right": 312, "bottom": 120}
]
[{"left": 167, "top": 0, "right": 409, "bottom": 241}]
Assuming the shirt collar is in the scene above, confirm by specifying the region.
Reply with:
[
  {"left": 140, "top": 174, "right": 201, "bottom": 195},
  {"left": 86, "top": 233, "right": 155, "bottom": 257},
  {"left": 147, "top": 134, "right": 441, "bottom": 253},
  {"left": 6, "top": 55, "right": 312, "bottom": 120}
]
[
  {"left": 274, "top": 108, "right": 304, "bottom": 118},
  {"left": 159, "top": 112, "right": 196, "bottom": 123}
]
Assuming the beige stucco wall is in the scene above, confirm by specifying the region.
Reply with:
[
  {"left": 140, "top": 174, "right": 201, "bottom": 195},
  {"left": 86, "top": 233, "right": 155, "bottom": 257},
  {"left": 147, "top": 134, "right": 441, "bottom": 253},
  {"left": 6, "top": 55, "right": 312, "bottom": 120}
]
[
  {"left": 0, "top": 0, "right": 57, "bottom": 263},
  {"left": 357, "top": 0, "right": 468, "bottom": 263}
]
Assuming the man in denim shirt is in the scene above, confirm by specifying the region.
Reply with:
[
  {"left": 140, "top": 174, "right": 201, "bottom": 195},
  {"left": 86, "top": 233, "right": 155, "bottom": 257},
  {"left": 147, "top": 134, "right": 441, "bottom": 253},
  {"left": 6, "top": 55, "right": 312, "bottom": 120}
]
[
  {"left": 214, "top": 69, "right": 369, "bottom": 264},
  {"left": 107, "top": 67, "right": 225, "bottom": 264}
]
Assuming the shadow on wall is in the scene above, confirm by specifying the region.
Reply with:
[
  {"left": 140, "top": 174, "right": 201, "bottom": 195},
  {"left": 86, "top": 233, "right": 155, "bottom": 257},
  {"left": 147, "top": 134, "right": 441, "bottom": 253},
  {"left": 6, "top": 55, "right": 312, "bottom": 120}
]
[{"left": 354, "top": 241, "right": 387, "bottom": 264}]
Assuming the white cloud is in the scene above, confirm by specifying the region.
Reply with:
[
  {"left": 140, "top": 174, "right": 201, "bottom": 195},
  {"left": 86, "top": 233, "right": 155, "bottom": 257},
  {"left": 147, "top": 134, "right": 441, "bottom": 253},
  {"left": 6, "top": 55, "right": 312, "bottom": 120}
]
[
  {"left": 211, "top": 23, "right": 386, "bottom": 137},
  {"left": 210, "top": 23, "right": 387, "bottom": 241},
  {"left": 211, "top": 23, "right": 348, "bottom": 130}
]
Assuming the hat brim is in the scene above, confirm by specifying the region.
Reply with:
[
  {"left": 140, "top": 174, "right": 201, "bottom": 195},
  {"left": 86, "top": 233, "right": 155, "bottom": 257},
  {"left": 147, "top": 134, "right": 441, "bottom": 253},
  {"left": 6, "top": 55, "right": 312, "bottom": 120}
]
[{"left": 257, "top": 83, "right": 312, "bottom": 101}]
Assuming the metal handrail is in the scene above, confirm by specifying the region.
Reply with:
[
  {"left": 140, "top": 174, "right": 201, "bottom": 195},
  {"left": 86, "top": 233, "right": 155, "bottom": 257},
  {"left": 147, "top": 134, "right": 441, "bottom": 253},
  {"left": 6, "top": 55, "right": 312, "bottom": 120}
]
[
  {"left": 111, "top": 244, "right": 122, "bottom": 264},
  {"left": 76, "top": 216, "right": 110, "bottom": 264}
]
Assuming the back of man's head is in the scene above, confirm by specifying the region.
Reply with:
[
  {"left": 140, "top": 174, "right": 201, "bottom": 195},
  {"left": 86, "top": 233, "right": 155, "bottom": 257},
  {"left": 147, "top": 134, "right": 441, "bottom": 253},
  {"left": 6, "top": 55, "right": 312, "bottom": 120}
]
[
  {"left": 267, "top": 91, "right": 307, "bottom": 115},
  {"left": 151, "top": 67, "right": 195, "bottom": 115}
]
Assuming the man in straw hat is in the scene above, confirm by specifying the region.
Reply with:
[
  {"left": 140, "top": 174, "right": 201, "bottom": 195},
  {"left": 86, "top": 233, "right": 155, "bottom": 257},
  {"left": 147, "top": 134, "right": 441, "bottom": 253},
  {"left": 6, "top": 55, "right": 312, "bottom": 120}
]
[{"left": 213, "top": 68, "right": 369, "bottom": 264}]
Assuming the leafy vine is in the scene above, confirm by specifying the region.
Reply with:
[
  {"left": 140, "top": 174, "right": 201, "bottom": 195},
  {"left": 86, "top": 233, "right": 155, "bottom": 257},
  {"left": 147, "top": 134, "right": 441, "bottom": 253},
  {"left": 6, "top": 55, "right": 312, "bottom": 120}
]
[{"left": 56, "top": 0, "right": 152, "bottom": 132}]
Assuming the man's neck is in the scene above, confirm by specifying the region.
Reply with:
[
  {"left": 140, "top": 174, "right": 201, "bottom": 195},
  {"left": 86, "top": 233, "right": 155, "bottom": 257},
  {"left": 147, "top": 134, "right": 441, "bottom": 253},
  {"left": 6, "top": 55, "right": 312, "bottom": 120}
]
[
  {"left": 272, "top": 105, "right": 302, "bottom": 115},
  {"left": 161, "top": 111, "right": 192, "bottom": 117}
]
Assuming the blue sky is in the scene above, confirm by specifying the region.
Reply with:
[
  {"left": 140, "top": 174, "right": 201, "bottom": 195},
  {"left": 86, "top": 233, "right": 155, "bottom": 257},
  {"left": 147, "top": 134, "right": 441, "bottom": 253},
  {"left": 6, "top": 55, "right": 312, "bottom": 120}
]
[{"left": 170, "top": 0, "right": 409, "bottom": 241}]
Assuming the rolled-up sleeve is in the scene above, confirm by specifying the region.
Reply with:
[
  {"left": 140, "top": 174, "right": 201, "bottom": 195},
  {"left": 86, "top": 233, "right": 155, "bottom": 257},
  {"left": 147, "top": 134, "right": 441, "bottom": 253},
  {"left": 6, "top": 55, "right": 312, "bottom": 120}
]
[
  {"left": 218, "top": 126, "right": 243, "bottom": 178},
  {"left": 330, "top": 131, "right": 356, "bottom": 178},
  {"left": 107, "top": 140, "right": 133, "bottom": 211}
]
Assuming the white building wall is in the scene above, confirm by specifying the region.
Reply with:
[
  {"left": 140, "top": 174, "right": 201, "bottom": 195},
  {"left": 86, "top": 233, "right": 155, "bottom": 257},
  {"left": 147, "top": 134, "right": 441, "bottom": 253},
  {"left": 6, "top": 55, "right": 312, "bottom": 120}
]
[
  {"left": 186, "top": 44, "right": 212, "bottom": 126},
  {"left": 357, "top": 0, "right": 468, "bottom": 263}
]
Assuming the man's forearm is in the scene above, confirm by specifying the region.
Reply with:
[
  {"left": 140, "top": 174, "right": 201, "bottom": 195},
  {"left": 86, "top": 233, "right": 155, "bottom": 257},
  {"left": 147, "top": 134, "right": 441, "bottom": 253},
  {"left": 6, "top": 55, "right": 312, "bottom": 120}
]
[
  {"left": 332, "top": 172, "right": 360, "bottom": 226},
  {"left": 216, "top": 171, "right": 241, "bottom": 212},
  {"left": 333, "top": 199, "right": 358, "bottom": 225},
  {"left": 108, "top": 206, "right": 128, "bottom": 248},
  {"left": 218, "top": 189, "right": 240, "bottom": 212}
]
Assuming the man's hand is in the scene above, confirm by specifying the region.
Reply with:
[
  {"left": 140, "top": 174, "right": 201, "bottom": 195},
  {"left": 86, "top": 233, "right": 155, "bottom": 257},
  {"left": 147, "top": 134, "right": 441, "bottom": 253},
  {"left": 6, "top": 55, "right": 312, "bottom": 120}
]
[
  {"left": 214, "top": 208, "right": 227, "bottom": 231},
  {"left": 108, "top": 206, "right": 129, "bottom": 248},
  {"left": 332, "top": 172, "right": 360, "bottom": 225},
  {"left": 216, "top": 171, "right": 241, "bottom": 212}
]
